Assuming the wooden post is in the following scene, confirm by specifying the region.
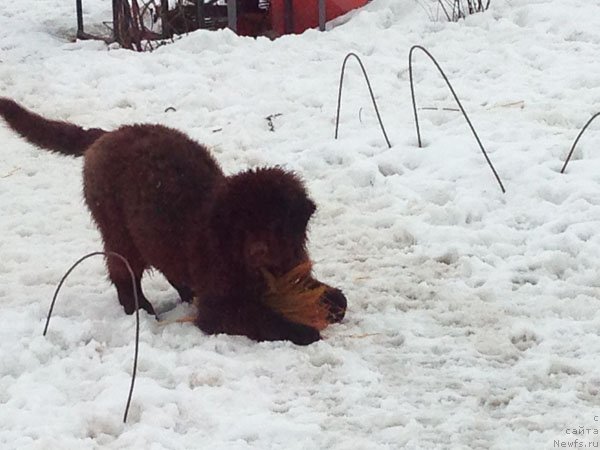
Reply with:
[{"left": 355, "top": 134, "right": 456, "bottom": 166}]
[
  {"left": 76, "top": 0, "right": 84, "bottom": 37},
  {"left": 112, "top": 0, "right": 121, "bottom": 43},
  {"left": 227, "top": 0, "right": 237, "bottom": 33},
  {"left": 318, "top": 0, "right": 326, "bottom": 31},
  {"left": 284, "top": 0, "right": 293, "bottom": 34},
  {"left": 161, "top": 0, "right": 170, "bottom": 37},
  {"left": 197, "top": 0, "right": 205, "bottom": 29}
]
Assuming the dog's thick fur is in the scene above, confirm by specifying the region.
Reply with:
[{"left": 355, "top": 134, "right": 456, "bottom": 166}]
[{"left": 0, "top": 98, "right": 346, "bottom": 345}]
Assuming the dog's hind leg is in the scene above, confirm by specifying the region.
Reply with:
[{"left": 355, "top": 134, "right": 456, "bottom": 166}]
[
  {"left": 105, "top": 246, "right": 155, "bottom": 315},
  {"left": 86, "top": 201, "right": 156, "bottom": 315},
  {"left": 103, "top": 237, "right": 155, "bottom": 316}
]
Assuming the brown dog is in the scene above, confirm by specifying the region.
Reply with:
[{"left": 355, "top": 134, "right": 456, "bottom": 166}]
[{"left": 0, "top": 98, "right": 346, "bottom": 345}]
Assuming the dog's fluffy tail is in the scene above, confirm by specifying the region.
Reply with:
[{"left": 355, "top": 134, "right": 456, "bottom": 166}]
[{"left": 0, "top": 97, "right": 107, "bottom": 157}]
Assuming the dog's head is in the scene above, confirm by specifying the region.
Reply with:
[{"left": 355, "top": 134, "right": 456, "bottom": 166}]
[{"left": 210, "top": 167, "right": 316, "bottom": 279}]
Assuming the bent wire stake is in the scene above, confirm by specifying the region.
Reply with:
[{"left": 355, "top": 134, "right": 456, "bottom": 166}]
[
  {"left": 44, "top": 251, "right": 140, "bottom": 424},
  {"left": 409, "top": 45, "right": 506, "bottom": 194},
  {"left": 560, "top": 112, "right": 600, "bottom": 174},
  {"left": 335, "top": 52, "right": 392, "bottom": 149}
]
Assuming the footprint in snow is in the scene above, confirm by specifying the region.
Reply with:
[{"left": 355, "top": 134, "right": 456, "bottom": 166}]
[{"left": 510, "top": 329, "right": 540, "bottom": 351}]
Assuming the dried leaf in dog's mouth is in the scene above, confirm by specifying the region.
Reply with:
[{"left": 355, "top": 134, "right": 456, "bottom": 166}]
[{"left": 261, "top": 262, "right": 330, "bottom": 331}]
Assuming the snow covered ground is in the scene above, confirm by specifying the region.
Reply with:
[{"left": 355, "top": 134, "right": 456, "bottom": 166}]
[{"left": 2, "top": 0, "right": 600, "bottom": 448}]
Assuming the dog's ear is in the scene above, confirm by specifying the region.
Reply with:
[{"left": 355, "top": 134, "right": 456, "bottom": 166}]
[
  {"left": 306, "top": 199, "right": 316, "bottom": 217},
  {"left": 288, "top": 197, "right": 316, "bottom": 234},
  {"left": 304, "top": 199, "right": 316, "bottom": 221}
]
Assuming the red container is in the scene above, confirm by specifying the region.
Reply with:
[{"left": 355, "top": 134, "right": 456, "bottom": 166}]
[{"left": 269, "top": 0, "right": 368, "bottom": 36}]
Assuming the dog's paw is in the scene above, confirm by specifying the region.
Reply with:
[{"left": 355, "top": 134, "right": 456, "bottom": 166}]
[{"left": 279, "top": 321, "right": 321, "bottom": 345}]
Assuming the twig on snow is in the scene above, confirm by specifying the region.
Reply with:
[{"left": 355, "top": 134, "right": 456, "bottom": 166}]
[{"left": 1, "top": 167, "right": 21, "bottom": 178}]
